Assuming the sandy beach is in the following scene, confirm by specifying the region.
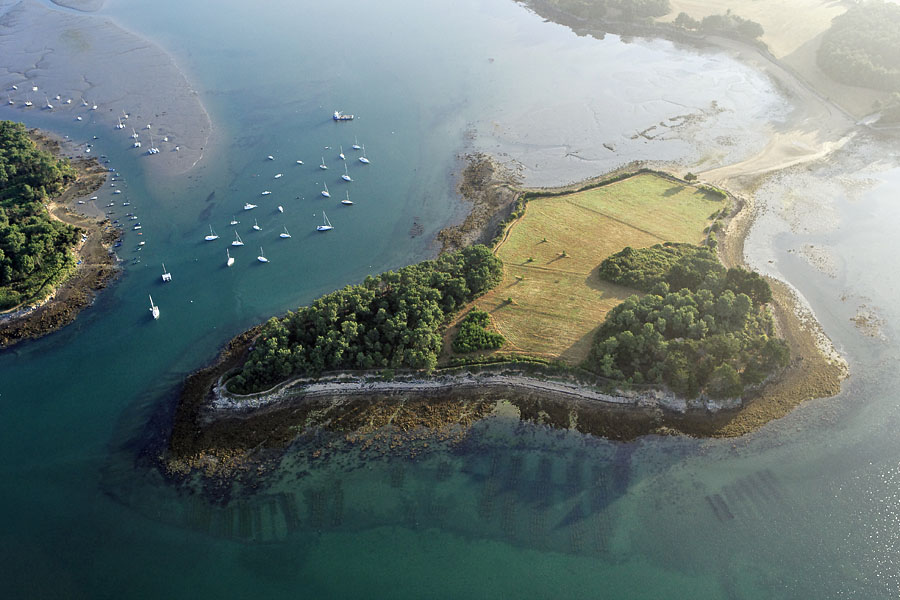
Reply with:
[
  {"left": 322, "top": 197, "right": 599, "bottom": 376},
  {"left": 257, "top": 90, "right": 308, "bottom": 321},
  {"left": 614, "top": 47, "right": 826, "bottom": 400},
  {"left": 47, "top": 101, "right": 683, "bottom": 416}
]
[{"left": 0, "top": 0, "right": 210, "bottom": 177}]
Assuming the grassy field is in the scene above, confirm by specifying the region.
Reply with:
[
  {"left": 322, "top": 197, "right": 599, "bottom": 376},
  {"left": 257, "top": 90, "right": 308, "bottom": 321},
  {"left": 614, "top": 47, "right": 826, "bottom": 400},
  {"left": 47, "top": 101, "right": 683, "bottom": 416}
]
[{"left": 456, "top": 173, "right": 725, "bottom": 364}]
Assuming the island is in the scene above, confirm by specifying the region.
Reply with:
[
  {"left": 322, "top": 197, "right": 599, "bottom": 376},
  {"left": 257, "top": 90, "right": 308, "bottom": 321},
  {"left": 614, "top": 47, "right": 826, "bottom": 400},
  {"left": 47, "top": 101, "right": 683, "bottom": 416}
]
[
  {"left": 165, "top": 162, "right": 845, "bottom": 480},
  {"left": 0, "top": 121, "right": 117, "bottom": 348}
]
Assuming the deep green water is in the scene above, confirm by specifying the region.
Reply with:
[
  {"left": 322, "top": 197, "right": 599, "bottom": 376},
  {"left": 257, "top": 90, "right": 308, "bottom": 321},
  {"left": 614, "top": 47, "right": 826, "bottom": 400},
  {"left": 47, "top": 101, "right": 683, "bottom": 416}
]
[{"left": 2, "top": 0, "right": 900, "bottom": 598}]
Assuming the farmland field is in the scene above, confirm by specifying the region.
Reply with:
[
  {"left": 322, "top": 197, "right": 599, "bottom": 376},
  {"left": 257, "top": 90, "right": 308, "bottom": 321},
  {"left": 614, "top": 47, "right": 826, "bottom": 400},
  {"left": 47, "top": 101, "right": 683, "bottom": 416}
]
[{"left": 466, "top": 173, "right": 725, "bottom": 363}]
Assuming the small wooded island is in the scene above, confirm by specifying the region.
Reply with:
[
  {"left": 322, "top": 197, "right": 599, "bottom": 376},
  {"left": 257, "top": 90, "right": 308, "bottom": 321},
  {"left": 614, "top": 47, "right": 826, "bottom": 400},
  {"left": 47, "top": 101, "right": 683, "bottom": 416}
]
[{"left": 168, "top": 166, "right": 844, "bottom": 477}]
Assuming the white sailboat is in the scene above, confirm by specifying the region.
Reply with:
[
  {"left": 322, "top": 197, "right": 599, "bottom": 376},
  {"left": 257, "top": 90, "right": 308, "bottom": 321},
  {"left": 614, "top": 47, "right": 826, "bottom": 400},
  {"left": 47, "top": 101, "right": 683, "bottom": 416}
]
[
  {"left": 280, "top": 226, "right": 291, "bottom": 239},
  {"left": 274, "top": 173, "right": 283, "bottom": 179},
  {"left": 341, "top": 164, "right": 352, "bottom": 182},
  {"left": 267, "top": 155, "right": 275, "bottom": 161},
  {"left": 230, "top": 216, "right": 239, "bottom": 225},
  {"left": 316, "top": 211, "right": 334, "bottom": 232},
  {"left": 116, "top": 118, "right": 125, "bottom": 130},
  {"left": 359, "top": 145, "right": 370, "bottom": 164},
  {"left": 321, "top": 182, "right": 330, "bottom": 198},
  {"left": 232, "top": 231, "right": 244, "bottom": 246},
  {"left": 319, "top": 157, "right": 328, "bottom": 170},
  {"left": 342, "top": 191, "right": 353, "bottom": 206},
  {"left": 339, "top": 145, "right": 345, "bottom": 160},
  {"left": 24, "top": 95, "right": 32, "bottom": 107},
  {"left": 243, "top": 202, "right": 258, "bottom": 210},
  {"left": 261, "top": 190, "right": 272, "bottom": 195},
  {"left": 161, "top": 263, "right": 172, "bottom": 282},
  {"left": 204, "top": 225, "right": 219, "bottom": 241},
  {"left": 296, "top": 159, "right": 304, "bottom": 165},
  {"left": 7, "top": 95, "right": 13, "bottom": 105},
  {"left": 44, "top": 96, "right": 53, "bottom": 110},
  {"left": 277, "top": 205, "right": 284, "bottom": 213},
  {"left": 257, "top": 246, "right": 269, "bottom": 263},
  {"left": 352, "top": 137, "right": 361, "bottom": 150},
  {"left": 252, "top": 219, "right": 261, "bottom": 231},
  {"left": 131, "top": 127, "right": 139, "bottom": 139},
  {"left": 149, "top": 295, "right": 160, "bottom": 320},
  {"left": 226, "top": 249, "right": 235, "bottom": 267}
]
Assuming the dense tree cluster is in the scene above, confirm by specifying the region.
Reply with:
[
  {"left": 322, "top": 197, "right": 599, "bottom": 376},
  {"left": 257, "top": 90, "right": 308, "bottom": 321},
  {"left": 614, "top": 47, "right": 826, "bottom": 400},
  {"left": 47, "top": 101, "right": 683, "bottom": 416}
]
[
  {"left": 452, "top": 309, "right": 505, "bottom": 353},
  {"left": 533, "top": 0, "right": 671, "bottom": 21},
  {"left": 672, "top": 10, "right": 764, "bottom": 39},
  {"left": 587, "top": 244, "right": 787, "bottom": 398},
  {"left": 818, "top": 1, "right": 900, "bottom": 92},
  {"left": 0, "top": 121, "right": 79, "bottom": 309},
  {"left": 598, "top": 243, "right": 771, "bottom": 304},
  {"left": 229, "top": 245, "right": 503, "bottom": 393}
]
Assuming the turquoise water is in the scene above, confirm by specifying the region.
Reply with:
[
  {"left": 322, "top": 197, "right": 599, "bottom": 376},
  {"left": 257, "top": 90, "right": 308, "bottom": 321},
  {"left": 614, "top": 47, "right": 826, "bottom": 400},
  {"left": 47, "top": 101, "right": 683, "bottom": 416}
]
[{"left": 1, "top": 0, "right": 899, "bottom": 597}]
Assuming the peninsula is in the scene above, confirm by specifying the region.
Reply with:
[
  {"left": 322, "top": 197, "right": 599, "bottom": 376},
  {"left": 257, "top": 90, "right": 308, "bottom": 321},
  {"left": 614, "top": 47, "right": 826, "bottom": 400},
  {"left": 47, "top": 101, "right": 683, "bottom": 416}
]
[
  {"left": 0, "top": 122, "right": 118, "bottom": 348},
  {"left": 165, "top": 160, "right": 846, "bottom": 478}
]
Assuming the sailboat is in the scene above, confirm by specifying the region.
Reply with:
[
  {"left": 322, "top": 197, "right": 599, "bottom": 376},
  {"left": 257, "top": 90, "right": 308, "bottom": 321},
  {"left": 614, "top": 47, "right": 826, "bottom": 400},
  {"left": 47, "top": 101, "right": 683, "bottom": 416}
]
[
  {"left": 274, "top": 173, "right": 283, "bottom": 179},
  {"left": 161, "top": 263, "right": 172, "bottom": 282},
  {"left": 116, "top": 118, "right": 125, "bottom": 130},
  {"left": 342, "top": 191, "right": 353, "bottom": 206},
  {"left": 24, "top": 95, "right": 32, "bottom": 107},
  {"left": 296, "top": 159, "right": 304, "bottom": 165},
  {"left": 280, "top": 226, "right": 291, "bottom": 239},
  {"left": 232, "top": 231, "right": 244, "bottom": 246},
  {"left": 359, "top": 145, "right": 370, "bottom": 164},
  {"left": 257, "top": 247, "right": 268, "bottom": 263},
  {"left": 149, "top": 295, "right": 160, "bottom": 320},
  {"left": 321, "top": 182, "right": 330, "bottom": 198},
  {"left": 319, "top": 157, "right": 328, "bottom": 170},
  {"left": 226, "top": 249, "right": 234, "bottom": 267},
  {"left": 339, "top": 145, "right": 345, "bottom": 160},
  {"left": 6, "top": 95, "right": 12, "bottom": 105},
  {"left": 252, "top": 219, "right": 261, "bottom": 231},
  {"left": 277, "top": 205, "right": 284, "bottom": 213},
  {"left": 131, "top": 127, "right": 139, "bottom": 139},
  {"left": 44, "top": 96, "right": 53, "bottom": 110},
  {"left": 204, "top": 225, "right": 219, "bottom": 241},
  {"left": 261, "top": 190, "right": 272, "bottom": 195},
  {"left": 316, "top": 211, "right": 334, "bottom": 232},
  {"left": 352, "top": 137, "right": 361, "bottom": 150},
  {"left": 341, "top": 164, "right": 352, "bottom": 182},
  {"left": 243, "top": 201, "right": 257, "bottom": 210},
  {"left": 230, "top": 216, "right": 239, "bottom": 225}
]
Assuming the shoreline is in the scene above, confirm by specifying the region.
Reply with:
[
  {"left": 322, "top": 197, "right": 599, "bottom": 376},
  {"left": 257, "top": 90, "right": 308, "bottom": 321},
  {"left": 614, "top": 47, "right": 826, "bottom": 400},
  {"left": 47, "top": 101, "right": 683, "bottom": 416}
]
[{"left": 0, "top": 129, "right": 120, "bottom": 349}]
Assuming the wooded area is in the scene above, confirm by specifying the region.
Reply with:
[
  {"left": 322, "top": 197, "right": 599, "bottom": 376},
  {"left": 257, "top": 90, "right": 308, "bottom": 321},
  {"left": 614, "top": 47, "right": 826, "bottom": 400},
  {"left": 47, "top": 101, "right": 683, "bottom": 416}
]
[
  {"left": 587, "top": 243, "right": 787, "bottom": 398},
  {"left": 229, "top": 245, "right": 503, "bottom": 393},
  {"left": 818, "top": 0, "right": 900, "bottom": 92},
  {"left": 0, "top": 121, "right": 79, "bottom": 310}
]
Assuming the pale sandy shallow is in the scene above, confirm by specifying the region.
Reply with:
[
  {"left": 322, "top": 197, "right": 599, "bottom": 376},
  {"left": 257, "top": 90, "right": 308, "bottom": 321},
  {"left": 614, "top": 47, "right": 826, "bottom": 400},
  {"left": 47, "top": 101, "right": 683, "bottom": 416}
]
[{"left": 0, "top": 0, "right": 210, "bottom": 177}]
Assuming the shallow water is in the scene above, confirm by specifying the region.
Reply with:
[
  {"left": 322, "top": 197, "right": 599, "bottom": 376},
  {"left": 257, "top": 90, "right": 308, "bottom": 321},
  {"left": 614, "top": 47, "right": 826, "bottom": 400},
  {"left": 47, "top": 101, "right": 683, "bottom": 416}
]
[{"left": 0, "top": 0, "right": 896, "bottom": 598}]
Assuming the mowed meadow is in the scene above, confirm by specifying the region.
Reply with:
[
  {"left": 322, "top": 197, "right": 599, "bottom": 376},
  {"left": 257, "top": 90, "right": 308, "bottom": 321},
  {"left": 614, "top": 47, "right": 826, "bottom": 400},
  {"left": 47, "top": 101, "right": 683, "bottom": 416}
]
[{"left": 467, "top": 174, "right": 725, "bottom": 363}]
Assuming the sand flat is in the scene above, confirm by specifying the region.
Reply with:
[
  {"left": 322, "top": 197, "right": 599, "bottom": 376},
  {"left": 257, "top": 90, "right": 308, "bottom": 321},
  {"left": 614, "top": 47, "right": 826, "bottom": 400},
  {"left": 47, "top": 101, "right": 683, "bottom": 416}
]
[{"left": 0, "top": 0, "right": 210, "bottom": 176}]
